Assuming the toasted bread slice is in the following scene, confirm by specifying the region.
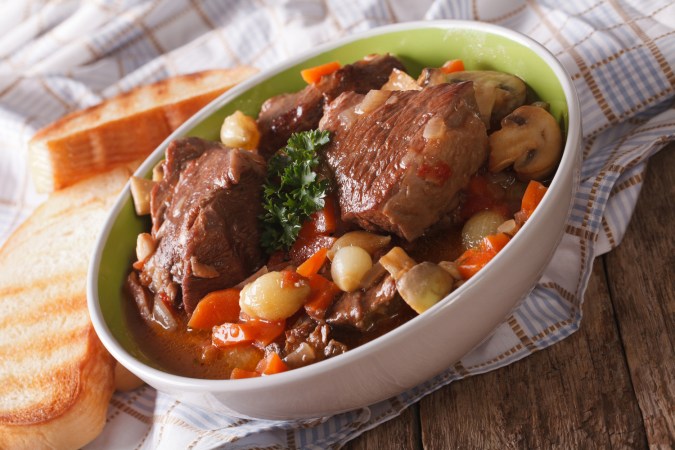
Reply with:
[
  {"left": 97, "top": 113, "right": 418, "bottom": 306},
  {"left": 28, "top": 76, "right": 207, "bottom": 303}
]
[
  {"left": 0, "top": 164, "right": 135, "bottom": 449},
  {"left": 29, "top": 67, "right": 257, "bottom": 193}
]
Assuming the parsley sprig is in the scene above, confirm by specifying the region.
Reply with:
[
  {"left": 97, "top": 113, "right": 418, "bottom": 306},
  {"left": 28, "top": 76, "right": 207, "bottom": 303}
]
[{"left": 261, "top": 130, "right": 330, "bottom": 253}]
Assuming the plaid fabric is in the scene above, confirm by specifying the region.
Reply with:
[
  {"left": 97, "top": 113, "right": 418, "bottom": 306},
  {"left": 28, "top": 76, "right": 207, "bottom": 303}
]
[{"left": 0, "top": 0, "right": 673, "bottom": 448}]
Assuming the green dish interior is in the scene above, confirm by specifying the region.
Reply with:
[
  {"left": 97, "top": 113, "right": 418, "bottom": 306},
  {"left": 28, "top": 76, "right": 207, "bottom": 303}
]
[{"left": 97, "top": 26, "right": 569, "bottom": 367}]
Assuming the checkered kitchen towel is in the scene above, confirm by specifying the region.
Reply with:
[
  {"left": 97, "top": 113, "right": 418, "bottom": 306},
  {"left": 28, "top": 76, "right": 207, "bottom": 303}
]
[{"left": 1, "top": 0, "right": 673, "bottom": 448}]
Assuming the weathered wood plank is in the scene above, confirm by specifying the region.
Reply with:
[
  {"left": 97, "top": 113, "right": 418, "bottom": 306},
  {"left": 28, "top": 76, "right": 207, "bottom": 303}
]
[
  {"left": 345, "top": 404, "right": 419, "bottom": 449},
  {"left": 604, "top": 146, "right": 675, "bottom": 448},
  {"left": 416, "top": 258, "right": 646, "bottom": 449}
]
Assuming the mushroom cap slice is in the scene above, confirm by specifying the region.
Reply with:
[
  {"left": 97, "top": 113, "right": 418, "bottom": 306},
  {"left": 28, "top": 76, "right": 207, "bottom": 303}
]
[
  {"left": 488, "top": 105, "right": 563, "bottom": 181},
  {"left": 396, "top": 262, "right": 454, "bottom": 314},
  {"left": 418, "top": 69, "right": 527, "bottom": 129}
]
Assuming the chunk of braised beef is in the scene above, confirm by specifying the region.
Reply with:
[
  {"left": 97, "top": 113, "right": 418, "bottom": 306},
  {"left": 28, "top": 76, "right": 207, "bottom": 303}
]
[
  {"left": 318, "top": 82, "right": 488, "bottom": 241},
  {"left": 139, "top": 137, "right": 267, "bottom": 314},
  {"left": 325, "top": 271, "right": 399, "bottom": 331},
  {"left": 257, "top": 54, "right": 405, "bottom": 159},
  {"left": 283, "top": 315, "right": 347, "bottom": 368}
]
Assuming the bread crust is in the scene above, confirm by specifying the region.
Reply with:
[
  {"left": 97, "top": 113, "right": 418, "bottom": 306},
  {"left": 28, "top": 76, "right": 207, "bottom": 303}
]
[
  {"left": 0, "top": 165, "right": 134, "bottom": 450},
  {"left": 29, "top": 67, "right": 257, "bottom": 193}
]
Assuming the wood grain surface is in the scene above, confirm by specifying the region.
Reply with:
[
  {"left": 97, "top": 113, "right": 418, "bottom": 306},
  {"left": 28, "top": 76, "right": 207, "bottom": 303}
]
[{"left": 346, "top": 144, "right": 674, "bottom": 449}]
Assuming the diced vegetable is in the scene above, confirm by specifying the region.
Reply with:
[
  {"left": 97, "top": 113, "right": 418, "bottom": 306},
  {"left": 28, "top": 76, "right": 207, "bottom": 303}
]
[
  {"left": 440, "top": 59, "right": 465, "bottom": 74},
  {"left": 327, "top": 231, "right": 391, "bottom": 260},
  {"left": 188, "top": 288, "right": 241, "bottom": 330},
  {"left": 239, "top": 271, "right": 310, "bottom": 321},
  {"left": 297, "top": 247, "right": 328, "bottom": 278},
  {"left": 283, "top": 342, "right": 316, "bottom": 368},
  {"left": 456, "top": 232, "right": 511, "bottom": 279},
  {"left": 301, "top": 61, "right": 341, "bottom": 84},
  {"left": 304, "top": 274, "right": 341, "bottom": 320},
  {"left": 129, "top": 176, "right": 155, "bottom": 216},
  {"left": 379, "top": 247, "right": 416, "bottom": 280},
  {"left": 220, "top": 110, "right": 261, "bottom": 150},
  {"left": 256, "top": 352, "right": 289, "bottom": 375},
  {"left": 243, "top": 317, "right": 286, "bottom": 346},
  {"left": 381, "top": 68, "right": 422, "bottom": 91},
  {"left": 396, "top": 262, "right": 455, "bottom": 314},
  {"left": 152, "top": 296, "right": 178, "bottom": 331},
  {"left": 331, "top": 246, "right": 372, "bottom": 292},
  {"left": 355, "top": 89, "right": 392, "bottom": 115},
  {"left": 520, "top": 180, "right": 548, "bottom": 219},
  {"left": 212, "top": 318, "right": 286, "bottom": 348},
  {"left": 461, "top": 210, "right": 507, "bottom": 250},
  {"left": 230, "top": 368, "right": 260, "bottom": 379},
  {"left": 135, "top": 232, "right": 156, "bottom": 262},
  {"left": 189, "top": 256, "right": 219, "bottom": 279}
]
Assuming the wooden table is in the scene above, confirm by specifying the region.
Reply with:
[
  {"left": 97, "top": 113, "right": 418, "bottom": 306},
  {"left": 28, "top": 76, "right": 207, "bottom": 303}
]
[{"left": 346, "top": 145, "right": 674, "bottom": 449}]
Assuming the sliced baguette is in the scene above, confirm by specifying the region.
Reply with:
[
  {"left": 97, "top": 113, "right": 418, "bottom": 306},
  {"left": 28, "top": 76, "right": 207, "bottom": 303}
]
[
  {"left": 29, "top": 67, "right": 257, "bottom": 193},
  {"left": 0, "top": 163, "right": 136, "bottom": 449}
]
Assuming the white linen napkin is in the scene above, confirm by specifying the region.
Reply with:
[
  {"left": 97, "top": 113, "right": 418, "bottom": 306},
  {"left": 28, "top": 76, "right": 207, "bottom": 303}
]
[{"left": 0, "top": 0, "right": 672, "bottom": 448}]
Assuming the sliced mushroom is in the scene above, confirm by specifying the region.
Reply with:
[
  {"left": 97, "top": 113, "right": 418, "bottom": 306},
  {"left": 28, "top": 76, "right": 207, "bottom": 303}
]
[
  {"left": 488, "top": 105, "right": 563, "bottom": 181},
  {"left": 446, "top": 71, "right": 527, "bottom": 129},
  {"left": 418, "top": 69, "right": 527, "bottom": 129},
  {"left": 396, "top": 262, "right": 454, "bottom": 314}
]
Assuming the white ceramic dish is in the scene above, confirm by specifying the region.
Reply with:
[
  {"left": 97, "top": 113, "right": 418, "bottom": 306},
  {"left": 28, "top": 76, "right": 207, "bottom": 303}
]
[{"left": 88, "top": 20, "right": 581, "bottom": 420}]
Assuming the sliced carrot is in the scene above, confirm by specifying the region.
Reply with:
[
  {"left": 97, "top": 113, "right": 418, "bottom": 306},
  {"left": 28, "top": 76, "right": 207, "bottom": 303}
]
[
  {"left": 297, "top": 247, "right": 328, "bottom": 277},
  {"left": 212, "top": 323, "right": 257, "bottom": 347},
  {"left": 301, "top": 61, "right": 341, "bottom": 84},
  {"left": 483, "top": 232, "right": 510, "bottom": 253},
  {"left": 212, "top": 318, "right": 285, "bottom": 348},
  {"left": 256, "top": 352, "right": 289, "bottom": 375},
  {"left": 297, "top": 197, "right": 338, "bottom": 242},
  {"left": 230, "top": 368, "right": 260, "bottom": 379},
  {"left": 440, "top": 59, "right": 465, "bottom": 74},
  {"left": 455, "top": 233, "right": 511, "bottom": 280},
  {"left": 520, "top": 180, "right": 548, "bottom": 219},
  {"left": 242, "top": 317, "right": 287, "bottom": 346},
  {"left": 188, "top": 288, "right": 241, "bottom": 330},
  {"left": 304, "top": 273, "right": 341, "bottom": 320},
  {"left": 456, "top": 248, "right": 492, "bottom": 279},
  {"left": 313, "top": 196, "right": 337, "bottom": 234}
]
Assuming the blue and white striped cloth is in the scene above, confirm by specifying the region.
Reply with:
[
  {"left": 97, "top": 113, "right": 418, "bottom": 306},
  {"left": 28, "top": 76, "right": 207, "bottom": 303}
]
[{"left": 0, "top": 0, "right": 673, "bottom": 448}]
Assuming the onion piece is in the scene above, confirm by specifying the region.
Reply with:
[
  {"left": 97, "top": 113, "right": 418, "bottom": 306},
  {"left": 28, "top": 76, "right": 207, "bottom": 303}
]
[
  {"left": 283, "top": 342, "right": 316, "bottom": 368},
  {"left": 355, "top": 90, "right": 391, "bottom": 115},
  {"left": 331, "top": 246, "right": 372, "bottom": 292},
  {"left": 129, "top": 176, "right": 155, "bottom": 216},
  {"left": 461, "top": 210, "right": 507, "bottom": 250},
  {"left": 423, "top": 116, "right": 447, "bottom": 140},
  {"left": 152, "top": 298, "right": 178, "bottom": 331},
  {"left": 327, "top": 231, "right": 391, "bottom": 261},
  {"left": 381, "top": 68, "right": 422, "bottom": 91}
]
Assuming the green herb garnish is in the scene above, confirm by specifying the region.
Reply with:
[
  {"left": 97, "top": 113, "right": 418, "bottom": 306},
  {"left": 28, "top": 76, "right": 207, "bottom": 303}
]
[{"left": 260, "top": 130, "right": 330, "bottom": 253}]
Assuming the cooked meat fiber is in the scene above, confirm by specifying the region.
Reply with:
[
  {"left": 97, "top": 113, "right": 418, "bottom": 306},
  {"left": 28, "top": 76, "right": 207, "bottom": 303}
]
[
  {"left": 319, "top": 82, "right": 488, "bottom": 241},
  {"left": 141, "top": 137, "right": 266, "bottom": 314},
  {"left": 257, "top": 54, "right": 405, "bottom": 158},
  {"left": 326, "top": 271, "right": 399, "bottom": 331}
]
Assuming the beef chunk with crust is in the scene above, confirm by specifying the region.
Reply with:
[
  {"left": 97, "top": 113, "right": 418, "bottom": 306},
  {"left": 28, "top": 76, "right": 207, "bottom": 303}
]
[
  {"left": 257, "top": 54, "right": 405, "bottom": 158},
  {"left": 140, "top": 137, "right": 266, "bottom": 314},
  {"left": 319, "top": 82, "right": 488, "bottom": 241}
]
